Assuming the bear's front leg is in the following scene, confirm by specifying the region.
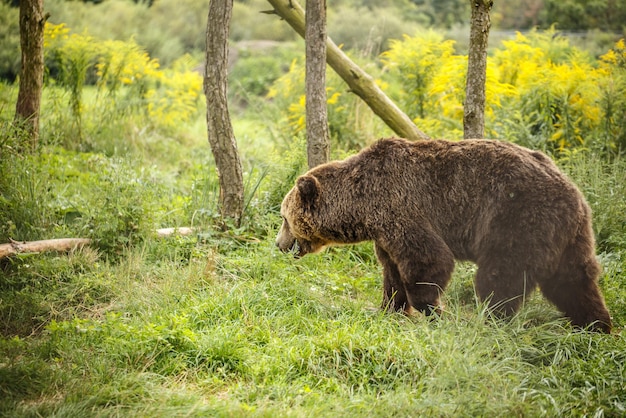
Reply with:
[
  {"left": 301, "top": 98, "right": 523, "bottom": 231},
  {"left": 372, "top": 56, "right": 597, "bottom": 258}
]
[
  {"left": 375, "top": 244, "right": 409, "bottom": 313},
  {"left": 380, "top": 231, "right": 455, "bottom": 315}
]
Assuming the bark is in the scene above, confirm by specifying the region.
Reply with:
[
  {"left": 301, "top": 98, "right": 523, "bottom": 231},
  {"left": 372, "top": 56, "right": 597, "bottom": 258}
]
[
  {"left": 0, "top": 238, "right": 91, "bottom": 259},
  {"left": 204, "top": 0, "right": 244, "bottom": 226},
  {"left": 305, "top": 0, "right": 331, "bottom": 168},
  {"left": 464, "top": 0, "right": 492, "bottom": 139},
  {"left": 14, "top": 0, "right": 46, "bottom": 150},
  {"left": 265, "top": 0, "right": 429, "bottom": 141}
]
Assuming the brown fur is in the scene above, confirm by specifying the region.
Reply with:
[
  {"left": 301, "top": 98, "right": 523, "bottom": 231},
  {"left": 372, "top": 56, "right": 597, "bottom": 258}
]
[{"left": 276, "top": 138, "right": 612, "bottom": 332}]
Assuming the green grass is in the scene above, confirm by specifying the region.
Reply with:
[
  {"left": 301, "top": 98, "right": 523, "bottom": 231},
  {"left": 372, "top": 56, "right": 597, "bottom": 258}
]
[
  {"left": 1, "top": 230, "right": 625, "bottom": 416},
  {"left": 1, "top": 82, "right": 626, "bottom": 416}
]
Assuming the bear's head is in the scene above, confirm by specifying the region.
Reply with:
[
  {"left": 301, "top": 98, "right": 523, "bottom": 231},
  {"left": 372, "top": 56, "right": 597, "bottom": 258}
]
[{"left": 276, "top": 175, "right": 329, "bottom": 257}]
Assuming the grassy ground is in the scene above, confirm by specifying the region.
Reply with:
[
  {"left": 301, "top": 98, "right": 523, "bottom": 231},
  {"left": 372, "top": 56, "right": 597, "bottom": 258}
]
[
  {"left": 1, "top": 100, "right": 626, "bottom": 416},
  {"left": 1, "top": 237, "right": 625, "bottom": 416}
]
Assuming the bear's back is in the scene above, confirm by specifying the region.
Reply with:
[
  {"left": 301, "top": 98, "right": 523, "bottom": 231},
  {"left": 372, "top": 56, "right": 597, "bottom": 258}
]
[
  {"left": 359, "top": 138, "right": 585, "bottom": 260},
  {"left": 367, "top": 138, "right": 573, "bottom": 194}
]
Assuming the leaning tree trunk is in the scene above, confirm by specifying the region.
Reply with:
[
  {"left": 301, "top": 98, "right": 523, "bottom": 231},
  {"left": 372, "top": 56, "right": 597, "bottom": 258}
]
[
  {"left": 305, "top": 0, "right": 331, "bottom": 168},
  {"left": 204, "top": 0, "right": 244, "bottom": 226},
  {"left": 464, "top": 0, "right": 493, "bottom": 139},
  {"left": 265, "top": 0, "right": 429, "bottom": 142},
  {"left": 14, "top": 0, "right": 46, "bottom": 150}
]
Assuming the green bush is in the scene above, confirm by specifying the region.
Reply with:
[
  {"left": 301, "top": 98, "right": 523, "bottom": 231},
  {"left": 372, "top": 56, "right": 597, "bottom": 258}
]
[
  {"left": 43, "top": 0, "right": 297, "bottom": 65},
  {"left": 381, "top": 30, "right": 458, "bottom": 119},
  {"left": 597, "top": 39, "right": 626, "bottom": 155},
  {"left": 0, "top": 144, "right": 166, "bottom": 256},
  {"left": 328, "top": 5, "right": 421, "bottom": 56},
  {"left": 0, "top": 130, "right": 56, "bottom": 242},
  {"left": 229, "top": 42, "right": 300, "bottom": 102},
  {"left": 561, "top": 153, "right": 626, "bottom": 253},
  {"left": 0, "top": 2, "right": 19, "bottom": 81},
  {"left": 45, "top": 0, "right": 204, "bottom": 66},
  {"left": 41, "top": 23, "right": 204, "bottom": 151},
  {"left": 231, "top": 0, "right": 297, "bottom": 42}
]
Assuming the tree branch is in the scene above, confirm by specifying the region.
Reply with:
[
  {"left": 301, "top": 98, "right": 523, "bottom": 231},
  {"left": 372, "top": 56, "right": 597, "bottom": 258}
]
[{"left": 265, "top": 0, "right": 429, "bottom": 141}]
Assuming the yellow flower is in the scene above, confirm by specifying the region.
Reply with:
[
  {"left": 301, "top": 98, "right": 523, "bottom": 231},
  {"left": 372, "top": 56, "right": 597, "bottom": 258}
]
[
  {"left": 601, "top": 49, "right": 618, "bottom": 65},
  {"left": 327, "top": 91, "right": 341, "bottom": 105}
]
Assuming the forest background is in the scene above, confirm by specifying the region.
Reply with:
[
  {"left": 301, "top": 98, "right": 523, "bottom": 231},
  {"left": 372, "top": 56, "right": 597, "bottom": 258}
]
[{"left": 1, "top": 0, "right": 626, "bottom": 416}]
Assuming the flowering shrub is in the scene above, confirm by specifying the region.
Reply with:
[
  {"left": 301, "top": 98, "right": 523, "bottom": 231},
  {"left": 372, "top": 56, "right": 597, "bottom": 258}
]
[
  {"left": 266, "top": 29, "right": 625, "bottom": 155},
  {"left": 267, "top": 57, "right": 388, "bottom": 150},
  {"left": 491, "top": 31, "right": 604, "bottom": 152},
  {"left": 381, "top": 31, "right": 457, "bottom": 120},
  {"left": 597, "top": 39, "right": 626, "bottom": 154},
  {"left": 44, "top": 23, "right": 203, "bottom": 138}
]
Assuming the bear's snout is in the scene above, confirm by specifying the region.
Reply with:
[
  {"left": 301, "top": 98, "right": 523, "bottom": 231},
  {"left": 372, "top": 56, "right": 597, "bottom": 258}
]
[
  {"left": 275, "top": 236, "right": 294, "bottom": 252},
  {"left": 275, "top": 220, "right": 299, "bottom": 256},
  {"left": 275, "top": 236, "right": 301, "bottom": 258}
]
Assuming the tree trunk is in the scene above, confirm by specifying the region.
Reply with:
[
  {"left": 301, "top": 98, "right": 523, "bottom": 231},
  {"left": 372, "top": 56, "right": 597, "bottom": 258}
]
[
  {"left": 305, "top": 0, "right": 331, "bottom": 168},
  {"left": 14, "top": 0, "right": 46, "bottom": 150},
  {"left": 464, "top": 0, "right": 492, "bottom": 139},
  {"left": 265, "top": 0, "right": 429, "bottom": 142},
  {"left": 204, "top": 0, "right": 244, "bottom": 226}
]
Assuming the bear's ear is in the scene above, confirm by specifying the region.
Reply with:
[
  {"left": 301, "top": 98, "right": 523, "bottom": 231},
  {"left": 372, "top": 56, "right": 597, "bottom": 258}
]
[{"left": 296, "top": 175, "right": 320, "bottom": 209}]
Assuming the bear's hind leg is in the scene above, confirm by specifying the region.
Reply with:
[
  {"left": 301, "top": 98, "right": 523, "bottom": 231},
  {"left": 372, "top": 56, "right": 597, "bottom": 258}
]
[
  {"left": 539, "top": 243, "right": 611, "bottom": 333},
  {"left": 375, "top": 244, "right": 410, "bottom": 313}
]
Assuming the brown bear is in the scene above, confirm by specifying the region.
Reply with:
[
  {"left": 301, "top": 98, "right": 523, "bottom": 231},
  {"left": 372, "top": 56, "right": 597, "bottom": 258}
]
[{"left": 276, "top": 137, "right": 612, "bottom": 333}]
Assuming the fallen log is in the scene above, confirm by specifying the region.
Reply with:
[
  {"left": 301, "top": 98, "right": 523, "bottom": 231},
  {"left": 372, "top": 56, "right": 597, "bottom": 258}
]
[
  {"left": 0, "top": 238, "right": 92, "bottom": 259},
  {"left": 0, "top": 227, "right": 200, "bottom": 259},
  {"left": 156, "top": 227, "right": 195, "bottom": 237}
]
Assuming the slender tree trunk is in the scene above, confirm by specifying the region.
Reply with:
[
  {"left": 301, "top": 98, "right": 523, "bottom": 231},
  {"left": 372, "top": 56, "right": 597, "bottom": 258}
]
[
  {"left": 305, "top": 0, "right": 330, "bottom": 168},
  {"left": 204, "top": 0, "right": 244, "bottom": 226},
  {"left": 464, "top": 0, "right": 492, "bottom": 139},
  {"left": 265, "top": 0, "right": 429, "bottom": 142},
  {"left": 14, "top": 0, "right": 46, "bottom": 150}
]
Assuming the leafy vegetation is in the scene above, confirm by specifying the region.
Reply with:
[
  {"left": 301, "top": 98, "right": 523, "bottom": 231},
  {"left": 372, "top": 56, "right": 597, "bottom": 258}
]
[
  {"left": 2, "top": 0, "right": 622, "bottom": 80},
  {"left": 0, "top": 2, "right": 19, "bottom": 81},
  {"left": 272, "top": 30, "right": 626, "bottom": 156},
  {"left": 1, "top": 3, "right": 626, "bottom": 417}
]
